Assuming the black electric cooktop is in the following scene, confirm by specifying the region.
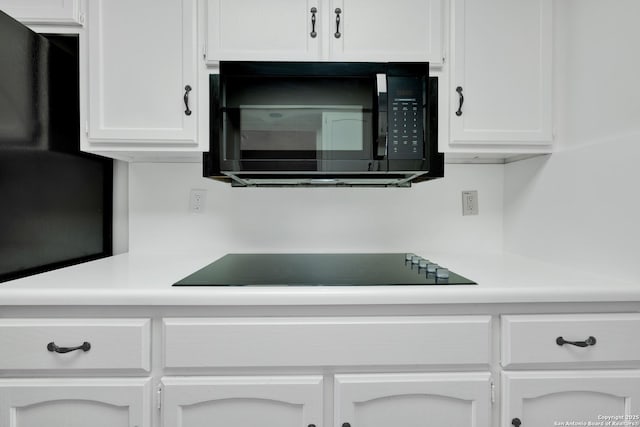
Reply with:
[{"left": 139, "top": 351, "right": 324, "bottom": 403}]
[{"left": 173, "top": 253, "right": 476, "bottom": 287}]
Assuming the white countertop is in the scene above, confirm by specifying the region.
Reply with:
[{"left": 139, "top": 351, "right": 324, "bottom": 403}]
[{"left": 1, "top": 251, "right": 638, "bottom": 306}]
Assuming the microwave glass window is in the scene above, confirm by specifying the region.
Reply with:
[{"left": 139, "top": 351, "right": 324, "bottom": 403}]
[
  {"left": 239, "top": 107, "right": 364, "bottom": 151},
  {"left": 223, "top": 77, "right": 374, "bottom": 161}
]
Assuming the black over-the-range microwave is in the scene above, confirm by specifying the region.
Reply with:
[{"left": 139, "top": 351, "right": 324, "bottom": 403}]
[{"left": 204, "top": 61, "right": 443, "bottom": 187}]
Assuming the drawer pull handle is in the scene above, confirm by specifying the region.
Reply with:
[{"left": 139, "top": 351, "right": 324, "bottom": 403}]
[
  {"left": 342, "top": 424, "right": 351, "bottom": 427},
  {"left": 47, "top": 341, "right": 91, "bottom": 353},
  {"left": 512, "top": 418, "right": 522, "bottom": 427},
  {"left": 556, "top": 336, "right": 596, "bottom": 347}
]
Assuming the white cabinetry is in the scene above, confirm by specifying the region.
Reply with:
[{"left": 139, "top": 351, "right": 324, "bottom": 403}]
[
  {"left": 0, "top": 379, "right": 150, "bottom": 427},
  {"left": 328, "top": 0, "right": 442, "bottom": 63},
  {"left": 0, "top": 318, "right": 151, "bottom": 372},
  {"left": 335, "top": 373, "right": 492, "bottom": 427},
  {"left": 0, "top": 0, "right": 84, "bottom": 26},
  {"left": 446, "top": 0, "right": 553, "bottom": 157},
  {"left": 162, "top": 316, "right": 492, "bottom": 426},
  {"left": 206, "top": 0, "right": 320, "bottom": 61},
  {"left": 501, "top": 313, "right": 640, "bottom": 427},
  {"left": 163, "top": 316, "right": 492, "bottom": 368},
  {"left": 205, "top": 0, "right": 443, "bottom": 64},
  {"left": 503, "top": 371, "right": 640, "bottom": 427},
  {"left": 0, "top": 318, "right": 151, "bottom": 427},
  {"left": 162, "top": 376, "right": 323, "bottom": 427},
  {"left": 84, "top": 0, "right": 201, "bottom": 161}
]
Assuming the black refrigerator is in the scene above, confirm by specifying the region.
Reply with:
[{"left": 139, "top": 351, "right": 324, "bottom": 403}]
[{"left": 0, "top": 10, "right": 112, "bottom": 283}]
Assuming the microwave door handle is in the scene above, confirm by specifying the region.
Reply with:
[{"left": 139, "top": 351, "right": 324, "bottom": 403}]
[{"left": 375, "top": 74, "right": 388, "bottom": 159}]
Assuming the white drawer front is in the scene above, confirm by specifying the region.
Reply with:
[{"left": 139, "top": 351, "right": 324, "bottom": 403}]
[
  {"left": 501, "top": 313, "right": 640, "bottom": 368},
  {"left": 0, "top": 318, "right": 151, "bottom": 371},
  {"left": 164, "top": 316, "right": 492, "bottom": 368}
]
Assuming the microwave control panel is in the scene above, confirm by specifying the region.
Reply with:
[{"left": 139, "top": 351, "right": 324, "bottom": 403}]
[{"left": 387, "top": 77, "right": 424, "bottom": 160}]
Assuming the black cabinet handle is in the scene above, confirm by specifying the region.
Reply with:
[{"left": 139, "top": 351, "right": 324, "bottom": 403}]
[
  {"left": 310, "top": 7, "right": 317, "bottom": 38},
  {"left": 184, "top": 85, "right": 192, "bottom": 116},
  {"left": 47, "top": 341, "right": 91, "bottom": 353},
  {"left": 512, "top": 418, "right": 522, "bottom": 427},
  {"left": 342, "top": 423, "right": 351, "bottom": 427},
  {"left": 455, "top": 86, "right": 464, "bottom": 116},
  {"left": 334, "top": 8, "right": 342, "bottom": 38},
  {"left": 556, "top": 336, "right": 597, "bottom": 347}
]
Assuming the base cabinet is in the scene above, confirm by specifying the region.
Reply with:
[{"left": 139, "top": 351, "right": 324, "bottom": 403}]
[
  {"left": 0, "top": 378, "right": 151, "bottom": 427},
  {"left": 161, "top": 376, "right": 323, "bottom": 427},
  {"left": 335, "top": 373, "right": 492, "bottom": 427},
  {"left": 502, "top": 371, "right": 640, "bottom": 427}
]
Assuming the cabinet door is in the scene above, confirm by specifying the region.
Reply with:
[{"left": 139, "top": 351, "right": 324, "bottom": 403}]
[
  {"left": 335, "top": 373, "right": 492, "bottom": 427},
  {"left": 162, "top": 376, "right": 323, "bottom": 427},
  {"left": 450, "top": 0, "right": 552, "bottom": 147},
  {"left": 0, "top": 378, "right": 150, "bottom": 427},
  {"left": 0, "top": 0, "right": 83, "bottom": 25},
  {"left": 503, "top": 371, "right": 640, "bottom": 427},
  {"left": 329, "top": 0, "right": 442, "bottom": 63},
  {"left": 86, "top": 0, "right": 197, "bottom": 148},
  {"left": 205, "top": 0, "right": 321, "bottom": 63}
]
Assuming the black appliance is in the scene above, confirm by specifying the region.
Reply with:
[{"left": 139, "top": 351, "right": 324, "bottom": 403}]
[
  {"left": 173, "top": 254, "right": 476, "bottom": 286},
  {"left": 204, "top": 61, "right": 443, "bottom": 187},
  {"left": 0, "top": 11, "right": 112, "bottom": 283}
]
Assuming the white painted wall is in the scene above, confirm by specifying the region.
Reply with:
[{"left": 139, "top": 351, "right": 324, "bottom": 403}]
[
  {"left": 128, "top": 163, "right": 504, "bottom": 257},
  {"left": 504, "top": 0, "right": 640, "bottom": 281}
]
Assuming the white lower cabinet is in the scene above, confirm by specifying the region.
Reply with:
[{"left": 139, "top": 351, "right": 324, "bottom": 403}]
[
  {"left": 502, "top": 371, "right": 640, "bottom": 427},
  {"left": 501, "top": 313, "right": 640, "bottom": 427},
  {"left": 0, "top": 378, "right": 151, "bottom": 427},
  {"left": 335, "top": 373, "right": 492, "bottom": 427},
  {"left": 161, "top": 376, "right": 323, "bottom": 427}
]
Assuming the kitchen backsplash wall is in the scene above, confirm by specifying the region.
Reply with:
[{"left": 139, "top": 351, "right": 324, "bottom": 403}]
[
  {"left": 128, "top": 163, "right": 504, "bottom": 257},
  {"left": 503, "top": 0, "right": 640, "bottom": 281}
]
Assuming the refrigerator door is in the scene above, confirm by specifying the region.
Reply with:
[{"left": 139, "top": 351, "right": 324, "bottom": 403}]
[{"left": 0, "top": 11, "right": 112, "bottom": 283}]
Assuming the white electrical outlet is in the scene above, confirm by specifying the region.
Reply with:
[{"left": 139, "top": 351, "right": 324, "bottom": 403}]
[
  {"left": 462, "top": 190, "right": 479, "bottom": 216},
  {"left": 189, "top": 189, "right": 206, "bottom": 213}
]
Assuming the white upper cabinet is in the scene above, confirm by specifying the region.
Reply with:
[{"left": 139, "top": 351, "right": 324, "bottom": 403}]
[
  {"left": 206, "top": 0, "right": 321, "bottom": 61},
  {"left": 328, "top": 0, "right": 442, "bottom": 63},
  {"left": 205, "top": 0, "right": 443, "bottom": 64},
  {"left": 84, "top": 0, "right": 201, "bottom": 160},
  {"left": 448, "top": 0, "right": 552, "bottom": 152},
  {"left": 0, "top": 0, "right": 84, "bottom": 26}
]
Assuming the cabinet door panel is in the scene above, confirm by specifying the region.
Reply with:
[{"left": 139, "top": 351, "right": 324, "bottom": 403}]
[
  {"left": 206, "top": 0, "right": 321, "bottom": 62},
  {"left": 335, "top": 373, "right": 491, "bottom": 427},
  {"left": 503, "top": 371, "right": 640, "bottom": 427},
  {"left": 87, "top": 0, "right": 197, "bottom": 144},
  {"left": 162, "top": 376, "right": 323, "bottom": 427},
  {"left": 0, "top": 378, "right": 150, "bottom": 427},
  {"left": 450, "top": 0, "right": 552, "bottom": 145},
  {"left": 0, "top": 0, "right": 83, "bottom": 25},
  {"left": 329, "top": 0, "right": 442, "bottom": 63}
]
